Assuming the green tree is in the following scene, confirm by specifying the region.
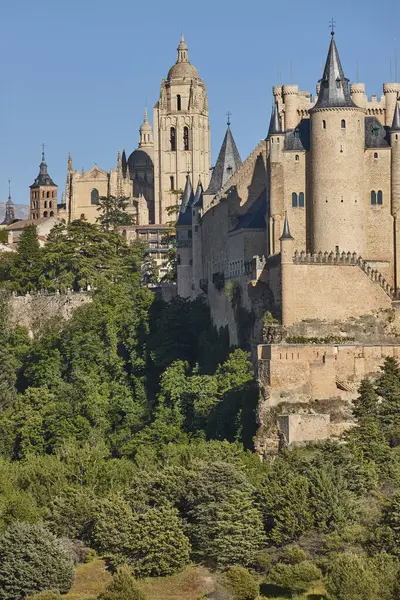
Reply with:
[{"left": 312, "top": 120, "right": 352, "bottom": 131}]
[
  {"left": 268, "top": 561, "right": 322, "bottom": 596},
  {"left": 352, "top": 379, "right": 380, "bottom": 419},
  {"left": 97, "top": 196, "right": 133, "bottom": 230},
  {"left": 100, "top": 565, "right": 147, "bottom": 600},
  {"left": 225, "top": 566, "right": 259, "bottom": 600},
  {"left": 0, "top": 522, "right": 74, "bottom": 600},
  {"left": 326, "top": 553, "right": 379, "bottom": 600}
]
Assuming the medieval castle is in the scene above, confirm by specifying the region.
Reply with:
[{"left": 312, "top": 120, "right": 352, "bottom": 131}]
[{"left": 8, "top": 31, "right": 400, "bottom": 448}]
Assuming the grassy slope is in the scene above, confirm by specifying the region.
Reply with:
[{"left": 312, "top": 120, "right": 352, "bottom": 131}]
[{"left": 64, "top": 560, "right": 216, "bottom": 600}]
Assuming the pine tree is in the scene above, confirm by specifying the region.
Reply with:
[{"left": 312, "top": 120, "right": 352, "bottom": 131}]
[
  {"left": 97, "top": 196, "right": 133, "bottom": 230},
  {"left": 352, "top": 379, "right": 380, "bottom": 419},
  {"left": 100, "top": 565, "right": 147, "bottom": 600}
]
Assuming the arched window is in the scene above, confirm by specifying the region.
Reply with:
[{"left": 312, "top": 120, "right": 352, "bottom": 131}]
[
  {"left": 371, "top": 191, "right": 377, "bottom": 205},
  {"left": 52, "top": 191, "right": 55, "bottom": 198},
  {"left": 170, "top": 127, "right": 176, "bottom": 151},
  {"left": 322, "top": 120, "right": 326, "bottom": 129},
  {"left": 396, "top": 134, "right": 399, "bottom": 141},
  {"left": 299, "top": 192, "right": 305, "bottom": 207},
  {"left": 43, "top": 211, "right": 48, "bottom": 217},
  {"left": 49, "top": 201, "right": 52, "bottom": 208},
  {"left": 377, "top": 190, "right": 383, "bottom": 205},
  {"left": 183, "top": 126, "right": 189, "bottom": 151},
  {"left": 46, "top": 191, "right": 50, "bottom": 198},
  {"left": 341, "top": 119, "right": 346, "bottom": 129},
  {"left": 50, "top": 211, "right": 54, "bottom": 217},
  {"left": 177, "top": 95, "right": 181, "bottom": 111},
  {"left": 42, "top": 191, "right": 45, "bottom": 198},
  {"left": 91, "top": 189, "right": 99, "bottom": 205},
  {"left": 374, "top": 152, "right": 378, "bottom": 159},
  {"left": 170, "top": 176, "right": 175, "bottom": 190},
  {"left": 44, "top": 201, "right": 47, "bottom": 208},
  {"left": 292, "top": 192, "right": 298, "bottom": 207},
  {"left": 295, "top": 154, "right": 299, "bottom": 162}
]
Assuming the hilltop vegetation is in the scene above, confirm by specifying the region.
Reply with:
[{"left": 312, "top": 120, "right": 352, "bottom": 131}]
[{"left": 2, "top": 221, "right": 400, "bottom": 599}]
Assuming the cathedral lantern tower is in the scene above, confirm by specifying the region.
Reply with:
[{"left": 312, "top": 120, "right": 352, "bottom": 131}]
[
  {"left": 29, "top": 149, "right": 58, "bottom": 220},
  {"left": 310, "top": 32, "right": 366, "bottom": 255},
  {"left": 153, "top": 35, "right": 211, "bottom": 224}
]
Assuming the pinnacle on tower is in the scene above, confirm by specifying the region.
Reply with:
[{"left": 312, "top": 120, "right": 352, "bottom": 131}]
[
  {"left": 193, "top": 178, "right": 204, "bottom": 208},
  {"left": 312, "top": 32, "right": 356, "bottom": 110},
  {"left": 176, "top": 173, "right": 195, "bottom": 227},
  {"left": 177, "top": 33, "right": 189, "bottom": 63},
  {"left": 268, "top": 102, "right": 283, "bottom": 137},
  {"left": 280, "top": 212, "right": 294, "bottom": 240},
  {"left": 205, "top": 121, "right": 242, "bottom": 196},
  {"left": 391, "top": 102, "right": 400, "bottom": 131},
  {"left": 30, "top": 147, "right": 56, "bottom": 188},
  {"left": 2, "top": 179, "right": 15, "bottom": 225}
]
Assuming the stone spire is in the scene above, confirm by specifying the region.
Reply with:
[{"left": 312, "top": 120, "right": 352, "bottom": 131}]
[
  {"left": 139, "top": 107, "right": 154, "bottom": 147},
  {"left": 391, "top": 102, "right": 400, "bottom": 131},
  {"left": 176, "top": 173, "right": 195, "bottom": 226},
  {"left": 312, "top": 32, "right": 356, "bottom": 110},
  {"left": 68, "top": 152, "right": 73, "bottom": 172},
  {"left": 280, "top": 212, "right": 294, "bottom": 240},
  {"left": 268, "top": 102, "right": 283, "bottom": 137},
  {"left": 205, "top": 120, "right": 242, "bottom": 196},
  {"left": 122, "top": 149, "right": 128, "bottom": 178}
]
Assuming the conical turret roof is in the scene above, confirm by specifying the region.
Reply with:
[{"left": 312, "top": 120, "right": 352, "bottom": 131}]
[
  {"left": 193, "top": 179, "right": 204, "bottom": 208},
  {"left": 280, "top": 212, "right": 294, "bottom": 240},
  {"left": 391, "top": 102, "right": 400, "bottom": 132},
  {"left": 176, "top": 173, "right": 195, "bottom": 227},
  {"left": 30, "top": 151, "right": 56, "bottom": 188},
  {"left": 268, "top": 102, "right": 282, "bottom": 136},
  {"left": 205, "top": 123, "right": 242, "bottom": 196},
  {"left": 312, "top": 33, "right": 356, "bottom": 111}
]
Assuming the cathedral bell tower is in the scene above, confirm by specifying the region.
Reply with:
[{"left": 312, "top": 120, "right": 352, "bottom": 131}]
[
  {"left": 29, "top": 149, "right": 58, "bottom": 220},
  {"left": 153, "top": 35, "right": 211, "bottom": 224}
]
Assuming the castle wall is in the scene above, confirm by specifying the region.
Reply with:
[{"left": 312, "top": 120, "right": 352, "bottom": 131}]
[
  {"left": 281, "top": 256, "right": 392, "bottom": 326},
  {"left": 278, "top": 413, "right": 331, "bottom": 445},
  {"left": 258, "top": 343, "right": 400, "bottom": 406}
]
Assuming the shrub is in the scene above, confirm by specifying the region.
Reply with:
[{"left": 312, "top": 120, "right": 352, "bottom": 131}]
[
  {"left": 100, "top": 565, "right": 147, "bottom": 600},
  {"left": 0, "top": 522, "right": 74, "bottom": 600},
  {"left": 268, "top": 561, "right": 322, "bottom": 595},
  {"left": 280, "top": 546, "right": 307, "bottom": 565},
  {"left": 225, "top": 566, "right": 259, "bottom": 600},
  {"left": 326, "top": 553, "right": 379, "bottom": 600},
  {"left": 26, "top": 592, "right": 62, "bottom": 600}
]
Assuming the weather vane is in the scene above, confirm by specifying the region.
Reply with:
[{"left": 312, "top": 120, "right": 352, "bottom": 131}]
[
  {"left": 227, "top": 111, "right": 231, "bottom": 126},
  {"left": 330, "top": 18, "right": 336, "bottom": 35}
]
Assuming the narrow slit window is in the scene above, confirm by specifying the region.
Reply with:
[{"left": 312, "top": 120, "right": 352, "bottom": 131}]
[
  {"left": 371, "top": 191, "right": 377, "bottom": 205},
  {"left": 292, "top": 192, "right": 298, "bottom": 207},
  {"left": 170, "top": 127, "right": 176, "bottom": 151},
  {"left": 377, "top": 190, "right": 383, "bottom": 205},
  {"left": 322, "top": 120, "right": 326, "bottom": 129},
  {"left": 295, "top": 154, "right": 299, "bottom": 162},
  {"left": 183, "top": 126, "right": 189, "bottom": 151},
  {"left": 341, "top": 119, "right": 346, "bottom": 129},
  {"left": 374, "top": 152, "right": 378, "bottom": 159},
  {"left": 177, "top": 95, "right": 181, "bottom": 111},
  {"left": 299, "top": 192, "right": 305, "bottom": 207},
  {"left": 170, "top": 176, "right": 174, "bottom": 190}
]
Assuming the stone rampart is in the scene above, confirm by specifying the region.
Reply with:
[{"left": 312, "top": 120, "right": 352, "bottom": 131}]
[{"left": 9, "top": 292, "right": 92, "bottom": 334}]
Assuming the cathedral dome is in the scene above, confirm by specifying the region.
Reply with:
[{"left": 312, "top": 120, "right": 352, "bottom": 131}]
[
  {"left": 167, "top": 34, "right": 199, "bottom": 81},
  {"left": 128, "top": 147, "right": 154, "bottom": 174},
  {"left": 167, "top": 61, "right": 199, "bottom": 81}
]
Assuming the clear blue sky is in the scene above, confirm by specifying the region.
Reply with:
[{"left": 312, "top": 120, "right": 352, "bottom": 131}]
[{"left": 0, "top": 0, "right": 398, "bottom": 205}]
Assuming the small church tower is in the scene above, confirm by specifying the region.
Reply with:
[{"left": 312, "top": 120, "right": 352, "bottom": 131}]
[
  {"left": 30, "top": 149, "right": 58, "bottom": 220},
  {"left": 153, "top": 35, "right": 211, "bottom": 224},
  {"left": 310, "top": 32, "right": 365, "bottom": 255},
  {"left": 267, "top": 102, "right": 284, "bottom": 256},
  {"left": 1, "top": 180, "right": 15, "bottom": 225}
]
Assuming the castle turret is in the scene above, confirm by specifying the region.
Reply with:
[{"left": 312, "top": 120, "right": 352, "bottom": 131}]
[
  {"left": 176, "top": 173, "right": 195, "bottom": 298},
  {"left": 191, "top": 178, "right": 204, "bottom": 297},
  {"left": 282, "top": 84, "right": 299, "bottom": 130},
  {"left": 383, "top": 83, "right": 400, "bottom": 127},
  {"left": 280, "top": 213, "right": 295, "bottom": 326},
  {"left": 267, "top": 102, "right": 284, "bottom": 255},
  {"left": 204, "top": 118, "right": 242, "bottom": 200},
  {"left": 350, "top": 83, "right": 366, "bottom": 108},
  {"left": 391, "top": 102, "right": 400, "bottom": 289},
  {"left": 310, "top": 32, "right": 365, "bottom": 255}
]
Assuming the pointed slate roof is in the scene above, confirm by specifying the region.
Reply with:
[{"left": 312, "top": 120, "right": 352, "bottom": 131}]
[
  {"left": 312, "top": 33, "right": 356, "bottom": 111},
  {"left": 280, "top": 212, "right": 294, "bottom": 240},
  {"left": 268, "top": 102, "right": 282, "bottom": 137},
  {"left": 176, "top": 173, "right": 195, "bottom": 227},
  {"left": 193, "top": 179, "right": 204, "bottom": 209},
  {"left": 391, "top": 102, "right": 400, "bottom": 132},
  {"left": 205, "top": 124, "right": 242, "bottom": 196},
  {"left": 30, "top": 152, "right": 57, "bottom": 188}
]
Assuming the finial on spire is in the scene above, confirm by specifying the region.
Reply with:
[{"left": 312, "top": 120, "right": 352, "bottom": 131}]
[
  {"left": 41, "top": 143, "right": 46, "bottom": 162},
  {"left": 8, "top": 179, "right": 11, "bottom": 201},
  {"left": 329, "top": 18, "right": 336, "bottom": 35},
  {"left": 144, "top": 106, "right": 148, "bottom": 123},
  {"left": 227, "top": 111, "right": 231, "bottom": 126},
  {"left": 181, "top": 31, "right": 185, "bottom": 43}
]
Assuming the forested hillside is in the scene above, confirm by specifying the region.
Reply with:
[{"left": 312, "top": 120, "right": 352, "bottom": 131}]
[{"left": 1, "top": 222, "right": 400, "bottom": 600}]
